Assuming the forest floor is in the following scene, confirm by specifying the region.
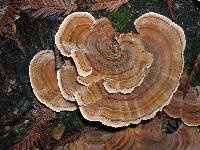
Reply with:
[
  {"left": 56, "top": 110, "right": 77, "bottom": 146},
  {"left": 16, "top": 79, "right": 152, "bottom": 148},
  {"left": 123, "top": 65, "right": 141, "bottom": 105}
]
[{"left": 0, "top": 0, "right": 200, "bottom": 149}]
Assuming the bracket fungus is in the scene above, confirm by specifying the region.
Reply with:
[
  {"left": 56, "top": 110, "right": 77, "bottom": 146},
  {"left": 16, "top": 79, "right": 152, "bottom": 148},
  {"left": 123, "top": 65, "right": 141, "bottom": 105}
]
[
  {"left": 133, "top": 115, "right": 200, "bottom": 150},
  {"left": 29, "top": 50, "right": 77, "bottom": 112},
  {"left": 164, "top": 86, "right": 200, "bottom": 126},
  {"left": 66, "top": 127, "right": 135, "bottom": 150},
  {"left": 57, "top": 59, "right": 83, "bottom": 102},
  {"left": 55, "top": 12, "right": 185, "bottom": 127},
  {"left": 64, "top": 115, "right": 200, "bottom": 150},
  {"left": 55, "top": 12, "right": 153, "bottom": 93}
]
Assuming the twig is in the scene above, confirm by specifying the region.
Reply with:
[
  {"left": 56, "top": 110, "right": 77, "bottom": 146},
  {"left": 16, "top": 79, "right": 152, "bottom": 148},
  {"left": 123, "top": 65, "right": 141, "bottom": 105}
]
[
  {"left": 53, "top": 47, "right": 64, "bottom": 70},
  {"left": 165, "top": 0, "right": 176, "bottom": 21}
]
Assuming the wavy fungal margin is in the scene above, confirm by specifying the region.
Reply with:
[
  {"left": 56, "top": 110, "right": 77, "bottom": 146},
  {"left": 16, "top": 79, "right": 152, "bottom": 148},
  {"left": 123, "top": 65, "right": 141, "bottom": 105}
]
[{"left": 29, "top": 12, "right": 186, "bottom": 128}]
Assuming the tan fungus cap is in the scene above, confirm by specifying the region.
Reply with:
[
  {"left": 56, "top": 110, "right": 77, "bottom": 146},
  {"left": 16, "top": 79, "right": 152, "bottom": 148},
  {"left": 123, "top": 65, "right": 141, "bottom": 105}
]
[
  {"left": 55, "top": 12, "right": 185, "bottom": 127},
  {"left": 164, "top": 86, "right": 200, "bottom": 126},
  {"left": 29, "top": 50, "right": 77, "bottom": 112}
]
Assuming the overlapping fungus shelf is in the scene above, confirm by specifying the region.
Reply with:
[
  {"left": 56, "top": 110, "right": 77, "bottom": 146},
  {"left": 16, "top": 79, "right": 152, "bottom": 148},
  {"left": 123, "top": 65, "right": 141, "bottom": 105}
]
[
  {"left": 133, "top": 115, "right": 200, "bottom": 150},
  {"left": 54, "top": 12, "right": 186, "bottom": 127},
  {"left": 164, "top": 86, "right": 200, "bottom": 126},
  {"left": 29, "top": 50, "right": 77, "bottom": 112},
  {"left": 65, "top": 115, "right": 200, "bottom": 150},
  {"left": 57, "top": 59, "right": 83, "bottom": 102},
  {"left": 66, "top": 127, "right": 135, "bottom": 150}
]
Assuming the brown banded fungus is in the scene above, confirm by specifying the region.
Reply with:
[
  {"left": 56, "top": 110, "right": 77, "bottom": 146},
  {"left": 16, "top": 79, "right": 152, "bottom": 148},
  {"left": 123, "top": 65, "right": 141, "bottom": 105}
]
[
  {"left": 164, "top": 86, "right": 200, "bottom": 126},
  {"left": 29, "top": 50, "right": 77, "bottom": 112},
  {"left": 133, "top": 115, "right": 200, "bottom": 150},
  {"left": 55, "top": 12, "right": 153, "bottom": 94},
  {"left": 64, "top": 115, "right": 200, "bottom": 150},
  {"left": 57, "top": 60, "right": 83, "bottom": 101},
  {"left": 66, "top": 127, "right": 135, "bottom": 150},
  {"left": 55, "top": 12, "right": 185, "bottom": 127}
]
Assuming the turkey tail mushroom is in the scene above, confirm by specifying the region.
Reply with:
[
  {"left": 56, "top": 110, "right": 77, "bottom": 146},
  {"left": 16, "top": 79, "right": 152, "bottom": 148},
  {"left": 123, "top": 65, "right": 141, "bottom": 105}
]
[
  {"left": 66, "top": 127, "right": 135, "bottom": 150},
  {"left": 55, "top": 12, "right": 95, "bottom": 57},
  {"left": 29, "top": 50, "right": 77, "bottom": 112},
  {"left": 57, "top": 60, "right": 83, "bottom": 101},
  {"left": 164, "top": 86, "right": 200, "bottom": 126},
  {"left": 133, "top": 115, "right": 200, "bottom": 150},
  {"left": 54, "top": 12, "right": 185, "bottom": 127},
  {"left": 65, "top": 115, "right": 200, "bottom": 150}
]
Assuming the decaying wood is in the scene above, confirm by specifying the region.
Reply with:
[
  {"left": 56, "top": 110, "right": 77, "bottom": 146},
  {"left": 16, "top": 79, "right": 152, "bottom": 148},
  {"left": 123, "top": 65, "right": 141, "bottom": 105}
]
[{"left": 53, "top": 47, "right": 64, "bottom": 70}]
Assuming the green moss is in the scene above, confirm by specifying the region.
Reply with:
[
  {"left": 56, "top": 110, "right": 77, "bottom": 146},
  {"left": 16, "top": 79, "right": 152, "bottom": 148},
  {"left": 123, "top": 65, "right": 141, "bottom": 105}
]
[
  {"left": 58, "top": 111, "right": 86, "bottom": 129},
  {"left": 72, "top": 113, "right": 86, "bottom": 128},
  {"left": 184, "top": 38, "right": 200, "bottom": 86},
  {"left": 92, "top": 4, "right": 140, "bottom": 33},
  {"left": 15, "top": 126, "right": 24, "bottom": 135},
  {"left": 184, "top": 48, "right": 193, "bottom": 70},
  {"left": 105, "top": 6, "right": 139, "bottom": 32},
  {"left": 107, "top": 7, "right": 128, "bottom": 21},
  {"left": 184, "top": 38, "right": 198, "bottom": 69},
  {"left": 191, "top": 65, "right": 200, "bottom": 86}
]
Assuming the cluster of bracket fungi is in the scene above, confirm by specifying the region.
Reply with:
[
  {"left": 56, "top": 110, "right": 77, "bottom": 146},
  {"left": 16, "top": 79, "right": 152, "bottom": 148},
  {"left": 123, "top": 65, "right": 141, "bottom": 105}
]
[
  {"left": 29, "top": 11, "right": 200, "bottom": 131},
  {"left": 29, "top": 11, "right": 200, "bottom": 149},
  {"left": 65, "top": 115, "right": 200, "bottom": 149}
]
